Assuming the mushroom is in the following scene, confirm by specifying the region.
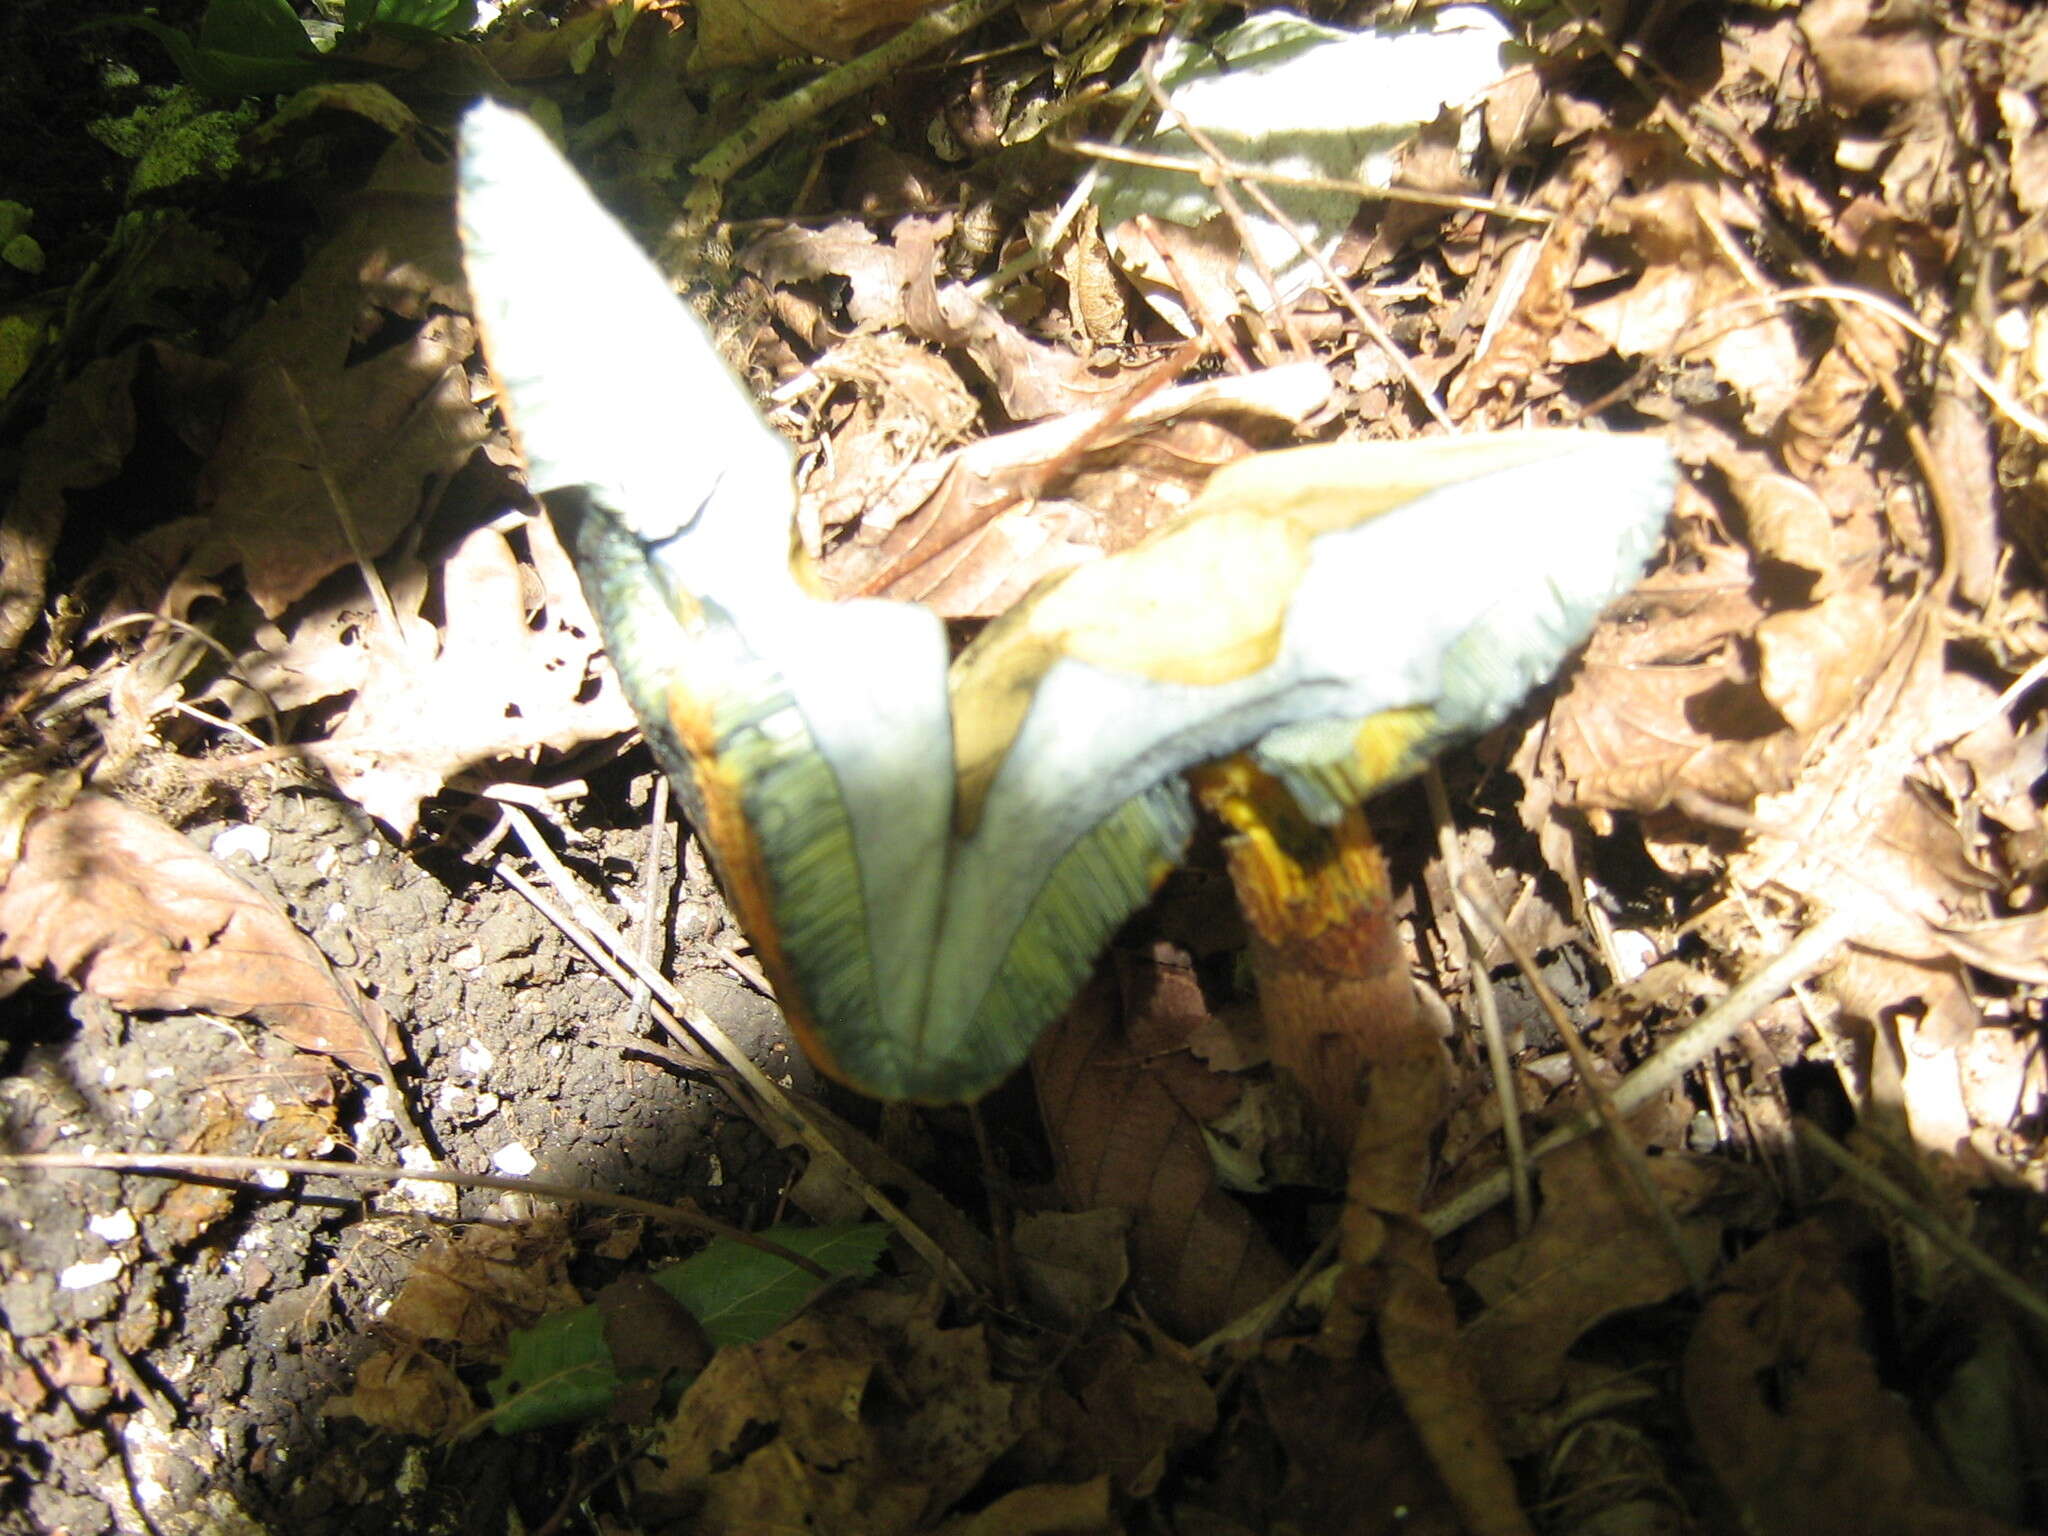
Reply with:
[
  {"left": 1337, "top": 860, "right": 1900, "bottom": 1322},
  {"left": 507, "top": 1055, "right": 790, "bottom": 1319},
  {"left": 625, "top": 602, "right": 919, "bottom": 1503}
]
[{"left": 457, "top": 101, "right": 1676, "bottom": 1103}]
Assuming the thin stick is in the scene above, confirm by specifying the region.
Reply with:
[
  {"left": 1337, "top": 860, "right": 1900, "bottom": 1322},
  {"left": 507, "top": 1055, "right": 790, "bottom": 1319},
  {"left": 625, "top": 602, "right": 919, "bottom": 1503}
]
[
  {"left": 1795, "top": 1120, "right": 2048, "bottom": 1335},
  {"left": 1456, "top": 874, "right": 1707, "bottom": 1291},
  {"left": 492, "top": 809, "right": 980, "bottom": 1295},
  {"left": 1059, "top": 138, "right": 1554, "bottom": 225},
  {"left": 492, "top": 862, "right": 719, "bottom": 1075},
  {"left": 1132, "top": 60, "right": 1456, "bottom": 428},
  {"left": 1425, "top": 769, "right": 1532, "bottom": 1233},
  {"left": 690, "top": 0, "right": 1019, "bottom": 186},
  {"left": 85, "top": 613, "right": 286, "bottom": 749},
  {"left": 1135, "top": 55, "right": 1311, "bottom": 361},
  {"left": 0, "top": 1151, "right": 831, "bottom": 1277},
  {"left": 278, "top": 368, "right": 399, "bottom": 634},
  {"left": 1423, "top": 903, "right": 1864, "bottom": 1237},
  {"left": 628, "top": 774, "right": 672, "bottom": 1031}
]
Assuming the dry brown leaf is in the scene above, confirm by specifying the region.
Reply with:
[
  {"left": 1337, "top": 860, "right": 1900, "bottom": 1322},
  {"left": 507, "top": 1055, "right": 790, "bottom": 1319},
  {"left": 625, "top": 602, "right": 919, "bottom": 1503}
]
[
  {"left": 186, "top": 136, "right": 484, "bottom": 618},
  {"left": 1017, "top": 1324, "right": 1214, "bottom": 1502},
  {"left": 1777, "top": 325, "right": 1896, "bottom": 481},
  {"left": 1932, "top": 912, "right": 2048, "bottom": 987},
  {"left": 323, "top": 1347, "right": 474, "bottom": 1439},
  {"left": 638, "top": 1289, "right": 1019, "bottom": 1533},
  {"left": 158, "top": 1081, "right": 339, "bottom": 1246},
  {"left": 1107, "top": 211, "right": 1244, "bottom": 341},
  {"left": 1062, "top": 203, "right": 1128, "bottom": 348},
  {"left": 742, "top": 217, "right": 925, "bottom": 330},
  {"left": 1573, "top": 183, "right": 1803, "bottom": 431},
  {"left": 797, "top": 332, "right": 981, "bottom": 551},
  {"left": 307, "top": 515, "right": 635, "bottom": 836},
  {"left": 1012, "top": 1208, "right": 1131, "bottom": 1329},
  {"left": 1685, "top": 1219, "right": 2026, "bottom": 1536},
  {"left": 1797, "top": 0, "right": 1941, "bottom": 113},
  {"left": 382, "top": 1219, "right": 582, "bottom": 1357},
  {"left": 1542, "top": 537, "right": 1800, "bottom": 815},
  {"left": 1449, "top": 138, "right": 1626, "bottom": 421},
  {"left": 1755, "top": 586, "right": 1889, "bottom": 736},
  {"left": 1461, "top": 1142, "right": 1727, "bottom": 1415},
  {"left": 897, "top": 219, "right": 1158, "bottom": 424},
  {"left": 813, "top": 362, "right": 1333, "bottom": 614},
  {"left": 1739, "top": 617, "right": 1993, "bottom": 1028},
  {"left": 1929, "top": 380, "right": 2003, "bottom": 607},
  {"left": 0, "top": 349, "right": 143, "bottom": 653},
  {"left": 1250, "top": 1352, "right": 1465, "bottom": 1535},
  {"left": 1032, "top": 976, "right": 1292, "bottom": 1341},
  {"left": 480, "top": 0, "right": 651, "bottom": 80},
  {"left": 0, "top": 794, "right": 398, "bottom": 1073},
  {"left": 692, "top": 0, "right": 927, "bottom": 69},
  {"left": 928, "top": 1476, "right": 1114, "bottom": 1536}
]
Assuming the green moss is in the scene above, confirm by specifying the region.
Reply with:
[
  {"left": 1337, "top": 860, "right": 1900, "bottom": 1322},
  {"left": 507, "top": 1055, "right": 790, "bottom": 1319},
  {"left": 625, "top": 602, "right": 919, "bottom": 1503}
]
[{"left": 86, "top": 86, "right": 260, "bottom": 202}]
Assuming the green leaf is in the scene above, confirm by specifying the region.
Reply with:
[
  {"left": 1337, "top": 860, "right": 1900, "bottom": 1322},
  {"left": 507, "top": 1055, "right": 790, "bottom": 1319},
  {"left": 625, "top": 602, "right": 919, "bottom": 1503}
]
[
  {"left": 484, "top": 1224, "right": 888, "bottom": 1435},
  {"left": 113, "top": 0, "right": 329, "bottom": 97},
  {"left": 197, "top": 0, "right": 319, "bottom": 59},
  {"left": 363, "top": 0, "right": 479, "bottom": 39}
]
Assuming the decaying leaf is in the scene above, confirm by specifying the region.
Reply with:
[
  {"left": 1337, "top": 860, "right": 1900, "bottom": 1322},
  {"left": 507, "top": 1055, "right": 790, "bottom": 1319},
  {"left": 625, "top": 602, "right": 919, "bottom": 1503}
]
[
  {"left": 1013, "top": 1323, "right": 1214, "bottom": 1501},
  {"left": 0, "top": 349, "right": 145, "bottom": 653},
  {"left": 1033, "top": 974, "right": 1292, "bottom": 1341},
  {"left": 382, "top": 1218, "right": 584, "bottom": 1358},
  {"left": 185, "top": 136, "right": 484, "bottom": 619},
  {"left": 691, "top": 0, "right": 928, "bottom": 70},
  {"left": 811, "top": 361, "right": 1334, "bottom": 612},
  {"left": 1012, "top": 1208, "right": 1131, "bottom": 1329},
  {"left": 1461, "top": 1142, "right": 1728, "bottom": 1416},
  {"left": 636, "top": 1289, "right": 1020, "bottom": 1533},
  {"left": 0, "top": 794, "right": 398, "bottom": 1073},
  {"left": 305, "top": 515, "right": 634, "bottom": 835},
  {"left": 323, "top": 1348, "right": 475, "bottom": 1439},
  {"left": 1685, "top": 1220, "right": 2027, "bottom": 1536}
]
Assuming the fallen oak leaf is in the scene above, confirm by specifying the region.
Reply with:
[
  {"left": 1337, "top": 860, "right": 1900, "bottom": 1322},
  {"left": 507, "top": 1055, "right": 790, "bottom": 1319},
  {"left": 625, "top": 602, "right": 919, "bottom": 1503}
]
[{"left": 308, "top": 513, "right": 635, "bottom": 837}]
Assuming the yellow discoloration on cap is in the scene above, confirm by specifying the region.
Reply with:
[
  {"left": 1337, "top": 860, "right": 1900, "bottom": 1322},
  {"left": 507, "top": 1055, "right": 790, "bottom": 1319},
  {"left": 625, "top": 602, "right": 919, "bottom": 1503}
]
[
  {"left": 948, "top": 435, "right": 1594, "bottom": 837},
  {"left": 1348, "top": 706, "right": 1442, "bottom": 795},
  {"left": 1192, "top": 432, "right": 1596, "bottom": 537},
  {"left": 949, "top": 507, "right": 1308, "bottom": 835}
]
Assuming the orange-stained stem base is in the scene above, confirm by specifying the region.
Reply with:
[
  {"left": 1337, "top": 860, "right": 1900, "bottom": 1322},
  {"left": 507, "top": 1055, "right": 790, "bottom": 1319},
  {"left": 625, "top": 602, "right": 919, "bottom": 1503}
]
[{"left": 1189, "top": 757, "right": 1443, "bottom": 1174}]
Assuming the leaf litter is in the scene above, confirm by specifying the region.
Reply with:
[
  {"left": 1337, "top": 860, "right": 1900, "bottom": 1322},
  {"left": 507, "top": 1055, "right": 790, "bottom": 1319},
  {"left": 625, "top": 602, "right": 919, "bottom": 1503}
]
[{"left": 5, "top": 0, "right": 2048, "bottom": 1532}]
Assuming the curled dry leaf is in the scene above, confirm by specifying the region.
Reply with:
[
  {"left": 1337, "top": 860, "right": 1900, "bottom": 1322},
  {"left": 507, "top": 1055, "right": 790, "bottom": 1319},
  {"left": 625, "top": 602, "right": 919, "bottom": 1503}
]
[
  {"left": 637, "top": 1290, "right": 1019, "bottom": 1534},
  {"left": 382, "top": 1218, "right": 584, "bottom": 1357},
  {"left": 0, "top": 349, "right": 142, "bottom": 654},
  {"left": 1797, "top": 0, "right": 1942, "bottom": 114},
  {"left": 306, "top": 515, "right": 635, "bottom": 836},
  {"left": 1012, "top": 1208, "right": 1131, "bottom": 1330},
  {"left": 895, "top": 218, "right": 1160, "bottom": 424},
  {"left": 1450, "top": 136, "right": 1627, "bottom": 422},
  {"left": 0, "top": 794, "right": 398, "bottom": 1073},
  {"left": 323, "top": 1348, "right": 474, "bottom": 1439},
  {"left": 812, "top": 361, "right": 1334, "bottom": 613},
  {"left": 796, "top": 331, "right": 982, "bottom": 552},
  {"left": 1015, "top": 1323, "right": 1213, "bottom": 1501},
  {"left": 1542, "top": 534, "right": 1800, "bottom": 815},
  {"left": 1572, "top": 182, "right": 1803, "bottom": 432},
  {"left": 1461, "top": 1142, "right": 1731, "bottom": 1422}
]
